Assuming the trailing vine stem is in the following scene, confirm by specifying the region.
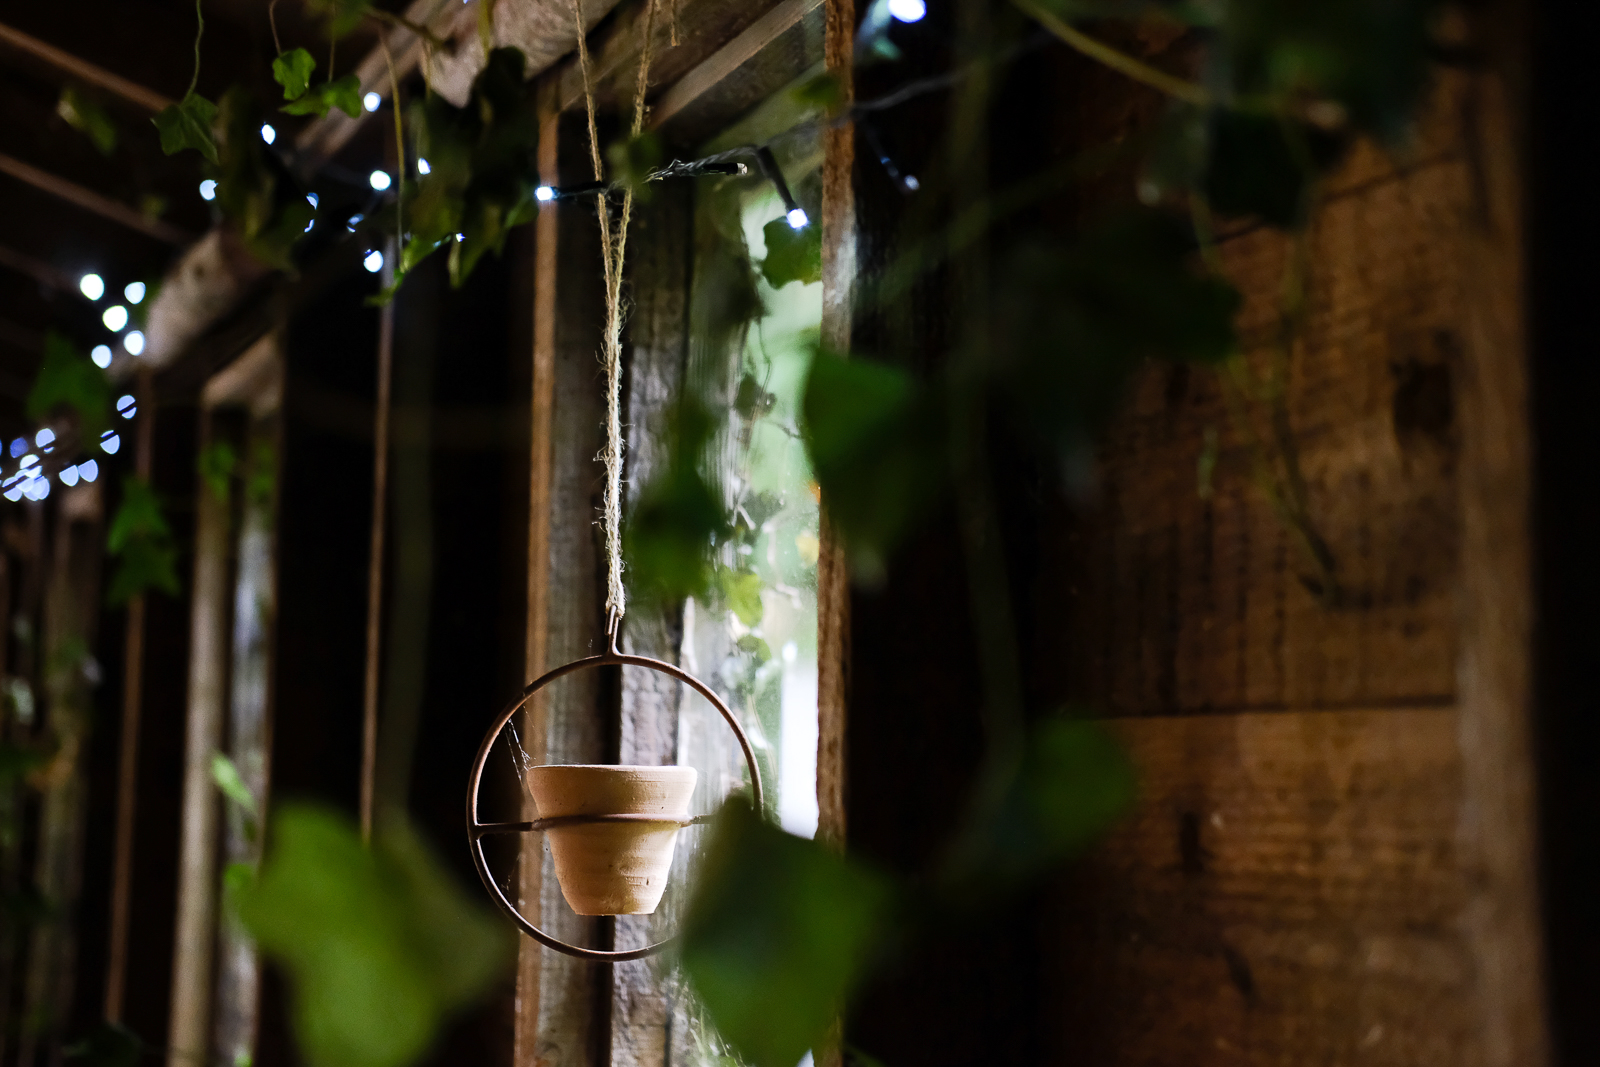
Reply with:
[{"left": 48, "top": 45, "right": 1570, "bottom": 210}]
[
  {"left": 367, "top": 8, "right": 453, "bottom": 54},
  {"left": 1009, "top": 0, "right": 1207, "bottom": 106},
  {"left": 268, "top": 0, "right": 282, "bottom": 56},
  {"left": 186, "top": 0, "right": 204, "bottom": 98}
]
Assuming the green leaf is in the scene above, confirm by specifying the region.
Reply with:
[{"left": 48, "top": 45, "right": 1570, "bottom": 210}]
[
  {"left": 760, "top": 216, "right": 821, "bottom": 288},
  {"left": 0, "top": 742, "right": 45, "bottom": 782},
  {"left": 233, "top": 804, "right": 512, "bottom": 1067},
  {"left": 63, "top": 1022, "right": 143, "bottom": 1067},
  {"left": 211, "top": 752, "right": 258, "bottom": 816},
  {"left": 199, "top": 441, "right": 237, "bottom": 502},
  {"left": 106, "top": 477, "right": 180, "bottom": 606},
  {"left": 942, "top": 718, "right": 1136, "bottom": 896},
  {"left": 273, "top": 48, "right": 318, "bottom": 101},
  {"left": 801, "top": 350, "right": 945, "bottom": 573},
  {"left": 281, "top": 75, "right": 363, "bottom": 119},
  {"left": 720, "top": 568, "right": 765, "bottom": 627},
  {"left": 152, "top": 92, "right": 218, "bottom": 163},
  {"left": 305, "top": 0, "right": 373, "bottom": 39},
  {"left": 606, "top": 131, "right": 663, "bottom": 197},
  {"left": 682, "top": 800, "right": 893, "bottom": 1067},
  {"left": 58, "top": 85, "right": 117, "bottom": 155},
  {"left": 27, "top": 332, "right": 110, "bottom": 440},
  {"left": 625, "top": 400, "right": 732, "bottom": 603},
  {"left": 1203, "top": 111, "right": 1346, "bottom": 227}
]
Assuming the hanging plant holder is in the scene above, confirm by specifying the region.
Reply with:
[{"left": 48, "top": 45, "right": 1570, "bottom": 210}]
[{"left": 466, "top": 613, "right": 763, "bottom": 961}]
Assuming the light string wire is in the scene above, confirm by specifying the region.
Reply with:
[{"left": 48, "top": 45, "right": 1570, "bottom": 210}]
[{"left": 572, "top": 0, "right": 663, "bottom": 624}]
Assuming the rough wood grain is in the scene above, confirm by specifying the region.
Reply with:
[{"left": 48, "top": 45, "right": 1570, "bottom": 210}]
[
  {"left": 1056, "top": 156, "right": 1473, "bottom": 718},
  {"left": 1049, "top": 708, "right": 1474, "bottom": 1067}
]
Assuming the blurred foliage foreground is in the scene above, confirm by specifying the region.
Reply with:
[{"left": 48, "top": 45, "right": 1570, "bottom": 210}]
[{"left": 21, "top": 0, "right": 1455, "bottom": 1064}]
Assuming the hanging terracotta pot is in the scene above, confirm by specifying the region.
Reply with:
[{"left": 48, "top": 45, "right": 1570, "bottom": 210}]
[{"left": 527, "top": 765, "right": 698, "bottom": 916}]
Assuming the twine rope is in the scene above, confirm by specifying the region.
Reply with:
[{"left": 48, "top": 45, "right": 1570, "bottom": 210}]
[{"left": 572, "top": 0, "right": 661, "bottom": 621}]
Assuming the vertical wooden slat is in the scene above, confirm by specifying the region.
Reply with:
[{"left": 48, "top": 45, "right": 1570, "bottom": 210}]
[
  {"left": 816, "top": 0, "right": 855, "bottom": 858},
  {"left": 525, "top": 106, "right": 611, "bottom": 1067},
  {"left": 19, "top": 483, "right": 103, "bottom": 1065},
  {"left": 1454, "top": 8, "right": 1547, "bottom": 1063},
  {"left": 105, "top": 367, "right": 155, "bottom": 1024},
  {"left": 212, "top": 354, "right": 284, "bottom": 1067},
  {"left": 166, "top": 417, "right": 231, "bottom": 1067},
  {"left": 515, "top": 95, "right": 562, "bottom": 1067},
  {"left": 609, "top": 183, "right": 693, "bottom": 1067}
]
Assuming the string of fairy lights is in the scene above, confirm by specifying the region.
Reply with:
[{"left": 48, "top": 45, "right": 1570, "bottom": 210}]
[{"left": 1, "top": 0, "right": 946, "bottom": 506}]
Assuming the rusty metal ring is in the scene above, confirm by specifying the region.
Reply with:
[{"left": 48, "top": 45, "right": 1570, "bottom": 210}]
[{"left": 466, "top": 616, "right": 764, "bottom": 962}]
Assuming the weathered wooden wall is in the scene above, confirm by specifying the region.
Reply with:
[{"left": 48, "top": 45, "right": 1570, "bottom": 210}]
[{"left": 1040, "top": 65, "right": 1542, "bottom": 1067}]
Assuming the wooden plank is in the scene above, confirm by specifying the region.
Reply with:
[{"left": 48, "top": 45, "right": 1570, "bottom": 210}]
[
  {"left": 531, "top": 111, "right": 612, "bottom": 1067},
  {"left": 0, "top": 21, "right": 172, "bottom": 111},
  {"left": 815, "top": 0, "right": 853, "bottom": 857},
  {"left": 0, "top": 152, "right": 191, "bottom": 245},
  {"left": 608, "top": 183, "right": 693, "bottom": 1067},
  {"left": 1047, "top": 708, "right": 1473, "bottom": 1067},
  {"left": 649, "top": 0, "right": 821, "bottom": 128},
  {"left": 166, "top": 415, "right": 232, "bottom": 1067},
  {"left": 1056, "top": 155, "right": 1474, "bottom": 718},
  {"left": 1450, "top": 19, "right": 1547, "bottom": 1065},
  {"left": 515, "top": 93, "right": 561, "bottom": 1067}
]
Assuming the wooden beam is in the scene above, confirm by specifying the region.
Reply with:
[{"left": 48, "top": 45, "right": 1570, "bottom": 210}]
[
  {"left": 0, "top": 21, "right": 173, "bottom": 112},
  {"left": 0, "top": 153, "right": 191, "bottom": 245},
  {"left": 0, "top": 243, "right": 77, "bottom": 295},
  {"left": 648, "top": 0, "right": 822, "bottom": 128}
]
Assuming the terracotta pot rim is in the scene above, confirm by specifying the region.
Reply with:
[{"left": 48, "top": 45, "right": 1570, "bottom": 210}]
[{"left": 530, "top": 764, "right": 698, "bottom": 774}]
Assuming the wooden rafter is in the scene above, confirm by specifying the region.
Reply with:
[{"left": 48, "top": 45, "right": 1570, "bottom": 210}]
[
  {"left": 0, "top": 243, "right": 77, "bottom": 296},
  {"left": 0, "top": 21, "right": 173, "bottom": 112},
  {"left": 0, "top": 152, "right": 191, "bottom": 245}
]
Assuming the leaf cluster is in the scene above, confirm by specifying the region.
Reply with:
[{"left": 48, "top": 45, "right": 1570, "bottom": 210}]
[
  {"left": 380, "top": 48, "right": 542, "bottom": 301},
  {"left": 57, "top": 85, "right": 117, "bottom": 155},
  {"left": 26, "top": 332, "right": 110, "bottom": 441},
  {"left": 623, "top": 398, "right": 732, "bottom": 603},
  {"left": 231, "top": 803, "right": 512, "bottom": 1067},
  {"left": 106, "top": 477, "right": 180, "bottom": 606},
  {"left": 213, "top": 88, "right": 316, "bottom": 271},
  {"left": 274, "top": 47, "right": 363, "bottom": 119}
]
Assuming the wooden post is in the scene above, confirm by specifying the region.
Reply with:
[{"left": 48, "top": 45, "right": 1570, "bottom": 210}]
[
  {"left": 165, "top": 415, "right": 231, "bottom": 1067},
  {"left": 105, "top": 367, "right": 154, "bottom": 1024}
]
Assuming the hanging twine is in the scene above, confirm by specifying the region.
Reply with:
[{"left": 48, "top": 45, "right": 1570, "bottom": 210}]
[{"left": 571, "top": 0, "right": 661, "bottom": 622}]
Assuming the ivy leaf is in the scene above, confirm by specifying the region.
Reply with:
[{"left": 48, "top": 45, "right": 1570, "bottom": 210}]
[
  {"left": 273, "top": 48, "right": 318, "bottom": 101},
  {"left": 57, "top": 85, "right": 117, "bottom": 155},
  {"left": 941, "top": 717, "right": 1135, "bottom": 896},
  {"left": 215, "top": 88, "right": 314, "bottom": 271},
  {"left": 801, "top": 349, "right": 946, "bottom": 574},
  {"left": 199, "top": 440, "right": 237, "bottom": 502},
  {"left": 625, "top": 400, "right": 731, "bottom": 603},
  {"left": 152, "top": 92, "right": 218, "bottom": 163},
  {"left": 682, "top": 799, "right": 893, "bottom": 1067},
  {"left": 106, "top": 477, "right": 180, "bottom": 606},
  {"left": 233, "top": 804, "right": 512, "bottom": 1067},
  {"left": 1203, "top": 110, "right": 1346, "bottom": 227},
  {"left": 760, "top": 217, "right": 821, "bottom": 288},
  {"left": 719, "top": 568, "right": 765, "bottom": 628},
  {"left": 304, "top": 0, "right": 373, "bottom": 39},
  {"left": 281, "top": 75, "right": 363, "bottom": 119},
  {"left": 210, "top": 752, "right": 257, "bottom": 816},
  {"left": 27, "top": 332, "right": 110, "bottom": 440},
  {"left": 606, "top": 131, "right": 663, "bottom": 199}
]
